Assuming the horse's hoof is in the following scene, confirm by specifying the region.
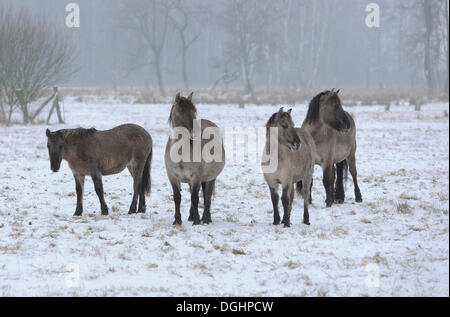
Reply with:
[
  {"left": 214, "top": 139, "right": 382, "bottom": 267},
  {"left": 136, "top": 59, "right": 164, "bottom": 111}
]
[
  {"left": 192, "top": 220, "right": 201, "bottom": 226},
  {"left": 188, "top": 215, "right": 194, "bottom": 221},
  {"left": 73, "top": 212, "right": 82, "bottom": 217},
  {"left": 128, "top": 210, "right": 136, "bottom": 215},
  {"left": 326, "top": 203, "right": 333, "bottom": 208},
  {"left": 137, "top": 209, "right": 146, "bottom": 214},
  {"left": 303, "top": 220, "right": 311, "bottom": 226},
  {"left": 101, "top": 212, "right": 109, "bottom": 216},
  {"left": 335, "top": 198, "right": 344, "bottom": 204},
  {"left": 356, "top": 197, "right": 363, "bottom": 203},
  {"left": 202, "top": 218, "right": 212, "bottom": 225},
  {"left": 173, "top": 220, "right": 182, "bottom": 226},
  {"left": 273, "top": 220, "right": 280, "bottom": 226},
  {"left": 283, "top": 223, "right": 291, "bottom": 228}
]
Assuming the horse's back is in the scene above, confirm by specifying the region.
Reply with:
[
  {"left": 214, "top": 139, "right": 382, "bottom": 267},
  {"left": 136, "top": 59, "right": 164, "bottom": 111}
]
[
  {"left": 93, "top": 124, "right": 152, "bottom": 175},
  {"left": 107, "top": 124, "right": 152, "bottom": 142}
]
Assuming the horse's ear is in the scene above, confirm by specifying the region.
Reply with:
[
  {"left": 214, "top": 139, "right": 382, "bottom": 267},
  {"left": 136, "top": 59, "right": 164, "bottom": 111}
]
[
  {"left": 175, "top": 92, "right": 181, "bottom": 102},
  {"left": 187, "top": 92, "right": 194, "bottom": 101},
  {"left": 321, "top": 89, "right": 334, "bottom": 104},
  {"left": 278, "top": 107, "right": 284, "bottom": 114},
  {"left": 46, "top": 128, "right": 51, "bottom": 137},
  {"left": 287, "top": 108, "right": 292, "bottom": 115},
  {"left": 335, "top": 89, "right": 340, "bottom": 96}
]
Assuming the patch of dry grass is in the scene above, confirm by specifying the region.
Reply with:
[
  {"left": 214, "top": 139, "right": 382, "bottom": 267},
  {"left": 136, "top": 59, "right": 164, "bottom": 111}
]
[
  {"left": 232, "top": 248, "right": 246, "bottom": 255},
  {"left": 396, "top": 202, "right": 413, "bottom": 215}
]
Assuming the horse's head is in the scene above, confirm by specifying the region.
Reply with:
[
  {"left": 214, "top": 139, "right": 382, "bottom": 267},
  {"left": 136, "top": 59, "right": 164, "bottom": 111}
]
[
  {"left": 45, "top": 129, "right": 64, "bottom": 172},
  {"left": 169, "top": 92, "right": 198, "bottom": 139},
  {"left": 266, "top": 107, "right": 300, "bottom": 152},
  {"left": 319, "top": 89, "right": 351, "bottom": 132}
]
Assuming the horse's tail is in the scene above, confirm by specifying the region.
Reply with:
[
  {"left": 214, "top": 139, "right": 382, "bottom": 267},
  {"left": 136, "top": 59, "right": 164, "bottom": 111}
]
[
  {"left": 343, "top": 159, "right": 349, "bottom": 183},
  {"left": 142, "top": 149, "right": 152, "bottom": 196}
]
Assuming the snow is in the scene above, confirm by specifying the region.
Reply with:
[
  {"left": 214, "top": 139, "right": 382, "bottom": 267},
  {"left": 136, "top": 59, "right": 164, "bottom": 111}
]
[{"left": 0, "top": 100, "right": 448, "bottom": 296}]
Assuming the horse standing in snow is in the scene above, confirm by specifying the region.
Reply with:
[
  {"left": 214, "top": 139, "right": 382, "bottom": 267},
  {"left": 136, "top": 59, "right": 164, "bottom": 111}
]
[
  {"left": 165, "top": 92, "right": 225, "bottom": 225},
  {"left": 301, "top": 89, "right": 362, "bottom": 207},
  {"left": 45, "top": 124, "right": 153, "bottom": 216},
  {"left": 262, "top": 107, "right": 316, "bottom": 226}
]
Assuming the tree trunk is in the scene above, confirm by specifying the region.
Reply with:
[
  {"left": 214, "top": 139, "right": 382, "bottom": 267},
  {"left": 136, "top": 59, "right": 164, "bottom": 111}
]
[
  {"left": 423, "top": 0, "right": 435, "bottom": 97},
  {"left": 182, "top": 44, "right": 189, "bottom": 90},
  {"left": 154, "top": 54, "right": 166, "bottom": 97},
  {"left": 0, "top": 103, "right": 5, "bottom": 123},
  {"left": 7, "top": 105, "right": 13, "bottom": 126}
]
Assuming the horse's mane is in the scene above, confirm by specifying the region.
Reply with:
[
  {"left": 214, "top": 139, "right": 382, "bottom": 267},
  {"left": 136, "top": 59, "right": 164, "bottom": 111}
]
[
  {"left": 305, "top": 91, "right": 327, "bottom": 124},
  {"left": 168, "top": 97, "right": 197, "bottom": 125},
  {"left": 265, "top": 113, "right": 278, "bottom": 127},
  {"left": 64, "top": 128, "right": 97, "bottom": 138},
  {"left": 305, "top": 91, "right": 342, "bottom": 124},
  {"left": 265, "top": 111, "right": 293, "bottom": 127}
]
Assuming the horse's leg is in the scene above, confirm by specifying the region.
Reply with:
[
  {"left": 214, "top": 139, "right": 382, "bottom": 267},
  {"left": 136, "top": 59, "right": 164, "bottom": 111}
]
[
  {"left": 302, "top": 177, "right": 312, "bottom": 225},
  {"left": 269, "top": 184, "right": 280, "bottom": 225},
  {"left": 188, "top": 184, "right": 194, "bottom": 221},
  {"left": 138, "top": 183, "right": 146, "bottom": 214},
  {"left": 92, "top": 174, "right": 108, "bottom": 216},
  {"left": 281, "top": 183, "right": 293, "bottom": 228},
  {"left": 289, "top": 185, "right": 295, "bottom": 223},
  {"left": 190, "top": 181, "right": 201, "bottom": 225},
  {"left": 322, "top": 165, "right": 334, "bottom": 207},
  {"left": 348, "top": 153, "right": 363, "bottom": 203},
  {"left": 73, "top": 173, "right": 85, "bottom": 216},
  {"left": 334, "top": 161, "right": 345, "bottom": 204},
  {"left": 129, "top": 174, "right": 142, "bottom": 214},
  {"left": 309, "top": 178, "right": 313, "bottom": 204},
  {"left": 171, "top": 182, "right": 182, "bottom": 225},
  {"left": 201, "top": 179, "right": 215, "bottom": 224},
  {"left": 128, "top": 163, "right": 144, "bottom": 214}
]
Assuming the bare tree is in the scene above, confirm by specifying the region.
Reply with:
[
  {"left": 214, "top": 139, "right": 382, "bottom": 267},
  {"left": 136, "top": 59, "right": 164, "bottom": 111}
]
[
  {"left": 121, "top": 0, "right": 176, "bottom": 97},
  {"left": 169, "top": 1, "right": 203, "bottom": 90},
  {"left": 213, "top": 0, "right": 278, "bottom": 95},
  {"left": 0, "top": 6, "right": 78, "bottom": 125}
]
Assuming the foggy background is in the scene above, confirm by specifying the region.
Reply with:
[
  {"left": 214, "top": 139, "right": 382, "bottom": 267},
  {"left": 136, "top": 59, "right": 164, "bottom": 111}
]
[{"left": 0, "top": 0, "right": 448, "bottom": 96}]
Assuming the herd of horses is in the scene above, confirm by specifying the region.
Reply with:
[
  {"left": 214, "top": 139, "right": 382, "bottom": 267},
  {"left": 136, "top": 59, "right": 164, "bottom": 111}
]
[{"left": 45, "top": 89, "right": 362, "bottom": 227}]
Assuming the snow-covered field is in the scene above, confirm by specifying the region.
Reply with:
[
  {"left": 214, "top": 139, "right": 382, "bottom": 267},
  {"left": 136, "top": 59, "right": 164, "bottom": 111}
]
[{"left": 0, "top": 99, "right": 448, "bottom": 296}]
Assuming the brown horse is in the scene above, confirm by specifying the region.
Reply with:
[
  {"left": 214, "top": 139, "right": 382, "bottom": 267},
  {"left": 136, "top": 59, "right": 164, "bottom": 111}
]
[
  {"left": 45, "top": 124, "right": 153, "bottom": 216},
  {"left": 165, "top": 92, "right": 225, "bottom": 225},
  {"left": 301, "top": 89, "right": 362, "bottom": 207},
  {"left": 262, "top": 108, "right": 316, "bottom": 226}
]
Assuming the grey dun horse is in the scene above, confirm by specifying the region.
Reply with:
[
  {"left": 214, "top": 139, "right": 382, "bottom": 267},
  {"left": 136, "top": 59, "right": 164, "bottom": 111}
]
[
  {"left": 262, "top": 108, "right": 316, "bottom": 226},
  {"left": 165, "top": 92, "right": 225, "bottom": 225},
  {"left": 301, "top": 89, "right": 362, "bottom": 207},
  {"left": 46, "top": 124, "right": 153, "bottom": 216}
]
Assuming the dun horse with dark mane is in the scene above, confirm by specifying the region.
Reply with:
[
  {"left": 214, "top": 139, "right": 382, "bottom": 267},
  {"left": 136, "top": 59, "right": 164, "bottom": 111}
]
[
  {"left": 301, "top": 89, "right": 362, "bottom": 207},
  {"left": 262, "top": 108, "right": 316, "bottom": 226},
  {"left": 46, "top": 124, "right": 153, "bottom": 216},
  {"left": 165, "top": 92, "right": 225, "bottom": 225}
]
